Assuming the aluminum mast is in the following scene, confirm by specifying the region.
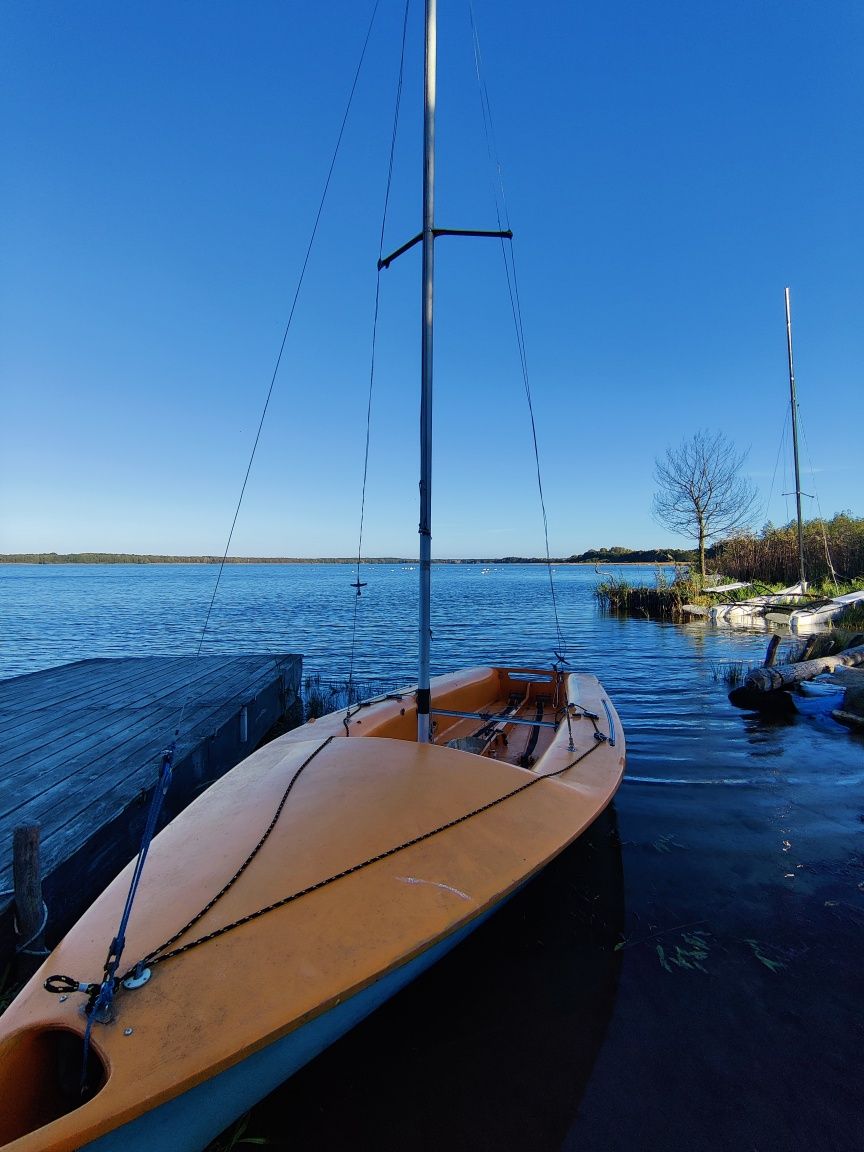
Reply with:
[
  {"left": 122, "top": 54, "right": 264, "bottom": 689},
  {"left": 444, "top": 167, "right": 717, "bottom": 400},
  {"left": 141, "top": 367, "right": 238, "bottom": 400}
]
[
  {"left": 784, "top": 287, "right": 807, "bottom": 591},
  {"left": 417, "top": 0, "right": 436, "bottom": 742}
]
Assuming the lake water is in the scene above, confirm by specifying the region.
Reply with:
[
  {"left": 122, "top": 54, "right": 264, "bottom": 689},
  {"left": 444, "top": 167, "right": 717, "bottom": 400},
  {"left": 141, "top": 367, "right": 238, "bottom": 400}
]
[{"left": 2, "top": 563, "right": 862, "bottom": 1150}]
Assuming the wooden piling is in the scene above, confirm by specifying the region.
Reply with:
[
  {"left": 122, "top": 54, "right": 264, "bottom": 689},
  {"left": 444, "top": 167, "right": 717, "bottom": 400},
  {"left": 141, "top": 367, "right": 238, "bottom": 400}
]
[
  {"left": 763, "top": 635, "right": 781, "bottom": 667},
  {"left": 800, "top": 635, "right": 819, "bottom": 662},
  {"left": 12, "top": 825, "right": 46, "bottom": 981}
]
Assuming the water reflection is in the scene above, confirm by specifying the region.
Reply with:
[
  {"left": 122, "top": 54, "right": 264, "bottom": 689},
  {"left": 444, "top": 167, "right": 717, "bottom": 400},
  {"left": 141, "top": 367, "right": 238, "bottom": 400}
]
[{"left": 242, "top": 808, "right": 625, "bottom": 1152}]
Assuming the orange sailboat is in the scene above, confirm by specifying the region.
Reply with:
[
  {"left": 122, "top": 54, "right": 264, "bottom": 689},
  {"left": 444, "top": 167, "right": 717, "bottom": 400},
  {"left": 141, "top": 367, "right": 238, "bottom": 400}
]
[{"left": 0, "top": 5, "right": 625, "bottom": 1149}]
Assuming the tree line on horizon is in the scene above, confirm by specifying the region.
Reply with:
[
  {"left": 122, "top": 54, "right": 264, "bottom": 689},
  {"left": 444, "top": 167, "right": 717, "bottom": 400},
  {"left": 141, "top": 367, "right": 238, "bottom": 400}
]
[
  {"left": 1, "top": 549, "right": 700, "bottom": 565},
  {"left": 4, "top": 523, "right": 862, "bottom": 578}
]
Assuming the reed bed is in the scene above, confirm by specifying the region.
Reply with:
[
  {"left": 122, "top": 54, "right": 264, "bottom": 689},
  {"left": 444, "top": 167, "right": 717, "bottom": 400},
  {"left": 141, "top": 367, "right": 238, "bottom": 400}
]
[
  {"left": 836, "top": 605, "right": 864, "bottom": 631},
  {"left": 715, "top": 514, "right": 864, "bottom": 586},
  {"left": 709, "top": 660, "right": 749, "bottom": 687},
  {"left": 302, "top": 673, "right": 407, "bottom": 719},
  {"left": 594, "top": 569, "right": 700, "bottom": 620}
]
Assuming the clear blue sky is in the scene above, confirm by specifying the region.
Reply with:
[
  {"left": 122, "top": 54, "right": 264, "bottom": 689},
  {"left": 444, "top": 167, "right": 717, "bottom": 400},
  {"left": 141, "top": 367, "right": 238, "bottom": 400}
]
[{"left": 2, "top": 1, "right": 862, "bottom": 558}]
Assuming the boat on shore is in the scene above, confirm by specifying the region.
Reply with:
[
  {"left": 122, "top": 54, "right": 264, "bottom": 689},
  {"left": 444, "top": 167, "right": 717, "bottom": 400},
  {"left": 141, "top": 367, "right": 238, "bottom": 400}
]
[
  {"left": 0, "top": 5, "right": 624, "bottom": 1149},
  {"left": 709, "top": 581, "right": 807, "bottom": 627},
  {"left": 787, "top": 588, "right": 864, "bottom": 634}
]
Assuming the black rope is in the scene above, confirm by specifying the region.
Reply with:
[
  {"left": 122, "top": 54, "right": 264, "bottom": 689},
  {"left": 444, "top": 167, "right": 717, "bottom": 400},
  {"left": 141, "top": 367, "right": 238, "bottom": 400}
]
[
  {"left": 124, "top": 736, "right": 336, "bottom": 975},
  {"left": 347, "top": 0, "right": 411, "bottom": 704},
  {"left": 467, "top": 1, "right": 567, "bottom": 666},
  {"left": 123, "top": 732, "right": 606, "bottom": 974}
]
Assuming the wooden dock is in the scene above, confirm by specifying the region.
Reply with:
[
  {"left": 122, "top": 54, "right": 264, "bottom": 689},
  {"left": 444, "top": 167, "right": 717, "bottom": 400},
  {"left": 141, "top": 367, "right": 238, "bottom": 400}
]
[{"left": 0, "top": 654, "right": 302, "bottom": 971}]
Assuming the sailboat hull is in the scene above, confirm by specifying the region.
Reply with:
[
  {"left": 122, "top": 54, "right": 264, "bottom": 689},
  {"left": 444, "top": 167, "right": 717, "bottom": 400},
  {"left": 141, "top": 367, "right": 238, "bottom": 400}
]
[
  {"left": 788, "top": 590, "right": 864, "bottom": 634},
  {"left": 0, "top": 667, "right": 625, "bottom": 1152},
  {"left": 85, "top": 904, "right": 502, "bottom": 1152},
  {"left": 709, "top": 583, "right": 808, "bottom": 627}
]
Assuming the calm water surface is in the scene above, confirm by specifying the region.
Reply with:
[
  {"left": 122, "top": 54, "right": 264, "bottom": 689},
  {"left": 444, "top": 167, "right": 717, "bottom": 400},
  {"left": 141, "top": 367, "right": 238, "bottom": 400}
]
[{"left": 2, "top": 563, "right": 862, "bottom": 1150}]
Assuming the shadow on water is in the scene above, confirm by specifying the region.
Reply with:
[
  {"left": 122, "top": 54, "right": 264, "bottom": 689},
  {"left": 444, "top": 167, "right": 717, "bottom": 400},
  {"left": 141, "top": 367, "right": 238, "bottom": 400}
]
[{"left": 226, "top": 807, "right": 625, "bottom": 1152}]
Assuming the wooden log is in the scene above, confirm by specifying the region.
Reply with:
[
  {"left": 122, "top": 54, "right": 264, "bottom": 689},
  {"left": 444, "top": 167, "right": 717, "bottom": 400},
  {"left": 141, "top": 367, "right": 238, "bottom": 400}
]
[
  {"left": 763, "top": 635, "right": 782, "bottom": 667},
  {"left": 740, "top": 644, "right": 864, "bottom": 694},
  {"left": 832, "top": 709, "right": 864, "bottom": 730},
  {"left": 12, "top": 824, "right": 47, "bottom": 981}
]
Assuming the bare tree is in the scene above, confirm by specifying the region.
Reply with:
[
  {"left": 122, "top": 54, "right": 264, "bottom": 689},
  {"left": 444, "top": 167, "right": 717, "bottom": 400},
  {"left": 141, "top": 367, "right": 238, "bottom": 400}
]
[{"left": 653, "top": 430, "right": 758, "bottom": 581}]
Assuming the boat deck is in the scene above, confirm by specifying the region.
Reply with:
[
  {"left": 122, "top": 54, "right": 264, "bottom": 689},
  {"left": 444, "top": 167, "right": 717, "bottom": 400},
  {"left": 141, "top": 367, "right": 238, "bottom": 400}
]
[{"left": 436, "top": 693, "right": 559, "bottom": 766}]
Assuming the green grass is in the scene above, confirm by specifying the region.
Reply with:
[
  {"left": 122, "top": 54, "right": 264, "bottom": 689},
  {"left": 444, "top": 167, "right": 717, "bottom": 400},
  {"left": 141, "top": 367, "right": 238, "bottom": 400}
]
[
  {"left": 595, "top": 566, "right": 864, "bottom": 626},
  {"left": 709, "top": 661, "right": 749, "bottom": 686},
  {"left": 833, "top": 604, "right": 864, "bottom": 631},
  {"left": 595, "top": 570, "right": 701, "bottom": 620},
  {"left": 302, "top": 673, "right": 405, "bottom": 719}
]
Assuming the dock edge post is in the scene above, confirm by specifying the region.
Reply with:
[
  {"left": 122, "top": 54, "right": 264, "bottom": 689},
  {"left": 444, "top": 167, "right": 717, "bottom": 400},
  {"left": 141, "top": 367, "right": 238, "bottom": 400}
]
[{"left": 13, "top": 824, "right": 48, "bottom": 981}]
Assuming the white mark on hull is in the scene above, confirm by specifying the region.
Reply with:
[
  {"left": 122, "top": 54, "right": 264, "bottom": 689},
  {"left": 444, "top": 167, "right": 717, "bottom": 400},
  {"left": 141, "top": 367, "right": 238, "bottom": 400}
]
[{"left": 397, "top": 876, "right": 472, "bottom": 901}]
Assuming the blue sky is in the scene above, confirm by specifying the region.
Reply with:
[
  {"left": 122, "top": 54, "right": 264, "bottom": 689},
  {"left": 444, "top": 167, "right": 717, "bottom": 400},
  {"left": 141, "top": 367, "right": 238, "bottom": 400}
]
[{"left": 2, "top": 0, "right": 862, "bottom": 558}]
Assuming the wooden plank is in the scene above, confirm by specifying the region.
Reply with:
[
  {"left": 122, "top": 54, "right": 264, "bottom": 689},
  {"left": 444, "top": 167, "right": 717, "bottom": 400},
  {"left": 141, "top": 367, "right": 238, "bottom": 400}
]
[
  {"left": 0, "top": 656, "right": 299, "bottom": 843},
  {"left": 0, "top": 655, "right": 265, "bottom": 750},
  {"left": 0, "top": 656, "right": 171, "bottom": 716},
  {"left": 0, "top": 665, "right": 240, "bottom": 802},
  {"left": 0, "top": 658, "right": 304, "bottom": 889},
  {"left": 0, "top": 654, "right": 284, "bottom": 745},
  {"left": 0, "top": 656, "right": 289, "bottom": 785},
  {"left": 1, "top": 671, "right": 291, "bottom": 855}
]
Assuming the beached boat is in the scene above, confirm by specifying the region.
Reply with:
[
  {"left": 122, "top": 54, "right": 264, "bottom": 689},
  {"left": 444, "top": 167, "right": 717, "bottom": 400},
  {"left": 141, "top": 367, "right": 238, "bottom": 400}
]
[
  {"left": 0, "top": 6, "right": 625, "bottom": 1150},
  {"left": 709, "top": 581, "right": 807, "bottom": 627},
  {"left": 788, "top": 589, "right": 864, "bottom": 634}
]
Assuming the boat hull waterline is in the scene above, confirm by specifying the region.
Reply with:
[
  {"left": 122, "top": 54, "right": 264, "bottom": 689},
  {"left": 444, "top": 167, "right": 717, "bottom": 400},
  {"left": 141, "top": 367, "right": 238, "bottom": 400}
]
[{"left": 0, "top": 667, "right": 625, "bottom": 1152}]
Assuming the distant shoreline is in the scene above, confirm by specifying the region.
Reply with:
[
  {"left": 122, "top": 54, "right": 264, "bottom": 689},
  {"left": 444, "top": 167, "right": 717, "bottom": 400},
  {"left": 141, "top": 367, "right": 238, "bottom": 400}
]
[{"left": 0, "top": 552, "right": 692, "bottom": 566}]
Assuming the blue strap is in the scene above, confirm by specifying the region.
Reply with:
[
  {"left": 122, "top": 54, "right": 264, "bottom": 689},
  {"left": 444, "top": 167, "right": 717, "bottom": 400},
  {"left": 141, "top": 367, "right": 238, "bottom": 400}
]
[{"left": 80, "top": 741, "right": 176, "bottom": 1090}]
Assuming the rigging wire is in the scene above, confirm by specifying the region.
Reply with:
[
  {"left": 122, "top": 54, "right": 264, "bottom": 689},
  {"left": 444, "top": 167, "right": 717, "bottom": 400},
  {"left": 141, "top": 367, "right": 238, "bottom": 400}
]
[
  {"left": 467, "top": 1, "right": 567, "bottom": 664},
  {"left": 165, "top": 0, "right": 381, "bottom": 740},
  {"left": 781, "top": 419, "right": 792, "bottom": 528},
  {"left": 799, "top": 418, "right": 840, "bottom": 588},
  {"left": 764, "top": 405, "right": 791, "bottom": 526},
  {"left": 347, "top": 0, "right": 412, "bottom": 702},
  {"left": 67, "top": 4, "right": 384, "bottom": 1072}
]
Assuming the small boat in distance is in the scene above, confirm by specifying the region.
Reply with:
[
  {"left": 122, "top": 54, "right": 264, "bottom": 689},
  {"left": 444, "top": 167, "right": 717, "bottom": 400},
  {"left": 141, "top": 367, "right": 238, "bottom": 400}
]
[{"left": 0, "top": 5, "right": 625, "bottom": 1150}]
